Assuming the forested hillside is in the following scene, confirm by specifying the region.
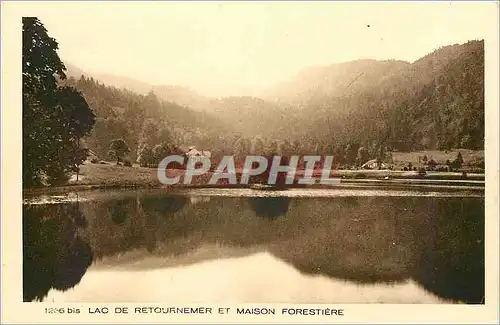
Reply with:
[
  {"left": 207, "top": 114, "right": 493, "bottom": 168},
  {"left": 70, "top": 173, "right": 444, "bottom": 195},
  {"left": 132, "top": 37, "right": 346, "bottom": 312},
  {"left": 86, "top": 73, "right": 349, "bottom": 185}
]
[
  {"left": 262, "top": 59, "right": 411, "bottom": 105},
  {"left": 65, "top": 63, "right": 212, "bottom": 111},
  {"left": 264, "top": 40, "right": 485, "bottom": 154},
  {"left": 207, "top": 96, "right": 299, "bottom": 139},
  {"left": 64, "top": 39, "right": 484, "bottom": 167},
  {"left": 59, "top": 76, "right": 233, "bottom": 163}
]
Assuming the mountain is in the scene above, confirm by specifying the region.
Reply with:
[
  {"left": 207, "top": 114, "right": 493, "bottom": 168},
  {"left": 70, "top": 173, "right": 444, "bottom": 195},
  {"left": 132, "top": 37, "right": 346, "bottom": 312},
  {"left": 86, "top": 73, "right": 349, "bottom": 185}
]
[
  {"left": 59, "top": 74, "right": 233, "bottom": 162},
  {"left": 151, "top": 85, "right": 211, "bottom": 111},
  {"left": 64, "top": 63, "right": 211, "bottom": 111},
  {"left": 262, "top": 59, "right": 411, "bottom": 106},
  {"left": 207, "top": 96, "right": 294, "bottom": 138},
  {"left": 260, "top": 40, "right": 484, "bottom": 152},
  {"left": 62, "top": 39, "right": 484, "bottom": 164}
]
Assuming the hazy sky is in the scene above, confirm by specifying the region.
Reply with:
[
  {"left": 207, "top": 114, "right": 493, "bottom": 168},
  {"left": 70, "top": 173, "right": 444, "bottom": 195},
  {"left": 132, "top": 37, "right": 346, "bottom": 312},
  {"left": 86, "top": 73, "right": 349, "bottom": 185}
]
[{"left": 22, "top": 1, "right": 496, "bottom": 96}]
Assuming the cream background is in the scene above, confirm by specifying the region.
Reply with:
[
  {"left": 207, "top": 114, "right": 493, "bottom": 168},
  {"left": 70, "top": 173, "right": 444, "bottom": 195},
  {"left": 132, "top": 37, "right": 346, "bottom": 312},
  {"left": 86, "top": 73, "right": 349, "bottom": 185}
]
[{"left": 1, "top": 1, "right": 499, "bottom": 323}]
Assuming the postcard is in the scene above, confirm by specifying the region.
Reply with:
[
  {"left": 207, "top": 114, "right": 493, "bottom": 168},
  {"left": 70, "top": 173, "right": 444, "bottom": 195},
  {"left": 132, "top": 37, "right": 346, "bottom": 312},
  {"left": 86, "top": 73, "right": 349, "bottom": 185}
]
[{"left": 1, "top": 1, "right": 499, "bottom": 323}]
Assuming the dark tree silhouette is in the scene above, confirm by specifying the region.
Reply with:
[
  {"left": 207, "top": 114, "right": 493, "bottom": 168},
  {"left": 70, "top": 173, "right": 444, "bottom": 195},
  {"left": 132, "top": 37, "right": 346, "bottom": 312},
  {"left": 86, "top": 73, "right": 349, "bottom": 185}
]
[
  {"left": 109, "top": 138, "right": 130, "bottom": 164},
  {"left": 23, "top": 17, "right": 95, "bottom": 187}
]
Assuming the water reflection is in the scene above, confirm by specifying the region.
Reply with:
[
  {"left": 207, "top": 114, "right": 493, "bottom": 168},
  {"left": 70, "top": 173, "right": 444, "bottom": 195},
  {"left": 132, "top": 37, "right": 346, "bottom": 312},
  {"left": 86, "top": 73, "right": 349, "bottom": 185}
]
[
  {"left": 108, "top": 199, "right": 131, "bottom": 225},
  {"left": 248, "top": 197, "right": 290, "bottom": 219},
  {"left": 23, "top": 190, "right": 484, "bottom": 304},
  {"left": 140, "top": 195, "right": 188, "bottom": 217},
  {"left": 413, "top": 198, "right": 484, "bottom": 303},
  {"left": 269, "top": 197, "right": 484, "bottom": 304},
  {"left": 23, "top": 204, "right": 93, "bottom": 302}
]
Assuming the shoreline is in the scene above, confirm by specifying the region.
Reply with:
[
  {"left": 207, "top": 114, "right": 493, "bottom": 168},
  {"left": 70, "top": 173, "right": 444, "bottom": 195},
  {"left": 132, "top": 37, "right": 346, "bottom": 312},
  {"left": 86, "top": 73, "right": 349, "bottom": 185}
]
[
  {"left": 23, "top": 175, "right": 485, "bottom": 198},
  {"left": 22, "top": 163, "right": 485, "bottom": 197}
]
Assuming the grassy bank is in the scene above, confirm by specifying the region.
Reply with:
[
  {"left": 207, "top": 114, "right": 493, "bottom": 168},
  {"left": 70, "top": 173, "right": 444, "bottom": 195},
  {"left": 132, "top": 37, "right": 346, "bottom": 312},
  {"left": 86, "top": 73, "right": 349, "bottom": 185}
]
[
  {"left": 74, "top": 163, "right": 486, "bottom": 185},
  {"left": 22, "top": 161, "right": 485, "bottom": 196},
  {"left": 391, "top": 149, "right": 484, "bottom": 168}
]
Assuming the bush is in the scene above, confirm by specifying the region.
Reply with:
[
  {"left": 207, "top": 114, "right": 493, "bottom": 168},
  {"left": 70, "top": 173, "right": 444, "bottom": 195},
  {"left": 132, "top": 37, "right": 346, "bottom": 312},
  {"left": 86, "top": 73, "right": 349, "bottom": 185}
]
[
  {"left": 123, "top": 160, "right": 132, "bottom": 167},
  {"left": 474, "top": 159, "right": 485, "bottom": 169},
  {"left": 45, "top": 167, "right": 70, "bottom": 186}
]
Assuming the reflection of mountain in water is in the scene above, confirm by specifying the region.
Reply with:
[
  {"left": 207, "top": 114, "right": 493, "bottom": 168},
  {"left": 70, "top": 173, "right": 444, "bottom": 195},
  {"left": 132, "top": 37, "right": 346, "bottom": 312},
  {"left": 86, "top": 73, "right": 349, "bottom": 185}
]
[
  {"left": 23, "top": 193, "right": 484, "bottom": 303},
  {"left": 414, "top": 198, "right": 484, "bottom": 303},
  {"left": 269, "top": 197, "right": 484, "bottom": 304}
]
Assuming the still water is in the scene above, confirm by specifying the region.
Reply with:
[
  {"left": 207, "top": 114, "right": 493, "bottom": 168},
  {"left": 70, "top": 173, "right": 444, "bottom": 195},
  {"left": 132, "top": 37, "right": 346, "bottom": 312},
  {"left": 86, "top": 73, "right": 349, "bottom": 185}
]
[{"left": 23, "top": 187, "right": 484, "bottom": 304}]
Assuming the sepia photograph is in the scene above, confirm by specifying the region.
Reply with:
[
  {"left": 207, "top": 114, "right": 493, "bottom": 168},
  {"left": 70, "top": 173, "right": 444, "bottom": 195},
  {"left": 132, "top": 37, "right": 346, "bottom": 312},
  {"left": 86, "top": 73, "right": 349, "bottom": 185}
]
[{"left": 1, "top": 0, "right": 499, "bottom": 323}]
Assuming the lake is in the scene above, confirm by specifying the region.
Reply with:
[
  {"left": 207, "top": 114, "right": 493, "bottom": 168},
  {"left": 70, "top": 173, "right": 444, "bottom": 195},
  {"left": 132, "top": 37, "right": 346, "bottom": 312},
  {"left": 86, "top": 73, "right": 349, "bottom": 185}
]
[{"left": 22, "top": 186, "right": 485, "bottom": 304}]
